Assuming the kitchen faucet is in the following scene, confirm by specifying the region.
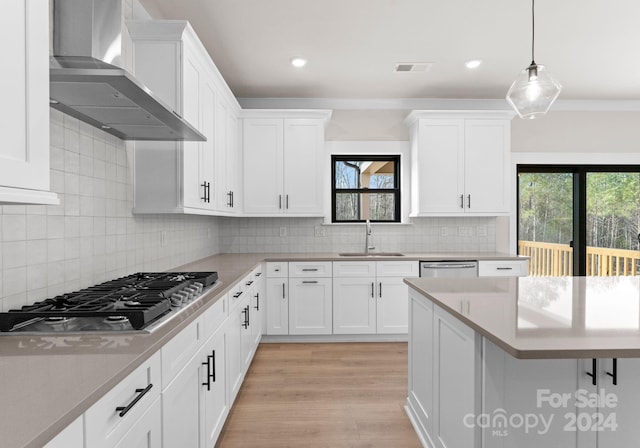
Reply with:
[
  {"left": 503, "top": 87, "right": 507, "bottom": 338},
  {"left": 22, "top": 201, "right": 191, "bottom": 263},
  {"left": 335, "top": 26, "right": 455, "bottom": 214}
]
[{"left": 365, "top": 219, "right": 375, "bottom": 254}]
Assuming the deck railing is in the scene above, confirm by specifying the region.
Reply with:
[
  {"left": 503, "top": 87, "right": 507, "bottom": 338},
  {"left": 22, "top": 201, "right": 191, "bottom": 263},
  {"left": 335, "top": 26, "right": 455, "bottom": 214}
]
[{"left": 518, "top": 240, "right": 640, "bottom": 276}]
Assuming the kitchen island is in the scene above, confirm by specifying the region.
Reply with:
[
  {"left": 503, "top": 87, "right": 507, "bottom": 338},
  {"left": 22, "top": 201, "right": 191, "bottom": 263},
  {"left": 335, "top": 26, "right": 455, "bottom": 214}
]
[{"left": 404, "top": 276, "right": 640, "bottom": 448}]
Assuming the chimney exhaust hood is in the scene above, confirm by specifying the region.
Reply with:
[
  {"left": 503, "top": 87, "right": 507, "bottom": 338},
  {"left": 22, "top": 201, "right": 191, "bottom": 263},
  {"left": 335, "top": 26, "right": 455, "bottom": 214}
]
[{"left": 50, "top": 0, "right": 206, "bottom": 142}]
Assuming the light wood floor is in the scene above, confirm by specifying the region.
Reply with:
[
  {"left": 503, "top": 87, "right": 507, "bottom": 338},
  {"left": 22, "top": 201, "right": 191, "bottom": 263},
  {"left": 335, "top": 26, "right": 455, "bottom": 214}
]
[{"left": 215, "top": 342, "right": 422, "bottom": 448}]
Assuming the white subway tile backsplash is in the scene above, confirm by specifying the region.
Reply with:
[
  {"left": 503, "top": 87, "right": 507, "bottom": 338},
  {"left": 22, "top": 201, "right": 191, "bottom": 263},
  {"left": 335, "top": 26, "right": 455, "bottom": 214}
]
[
  {"left": 3, "top": 241, "right": 27, "bottom": 269},
  {"left": 2, "top": 215, "right": 26, "bottom": 241},
  {"left": 3, "top": 267, "right": 27, "bottom": 296},
  {"left": 47, "top": 239, "right": 65, "bottom": 262},
  {"left": 26, "top": 215, "right": 47, "bottom": 240},
  {"left": 26, "top": 240, "right": 47, "bottom": 265}
]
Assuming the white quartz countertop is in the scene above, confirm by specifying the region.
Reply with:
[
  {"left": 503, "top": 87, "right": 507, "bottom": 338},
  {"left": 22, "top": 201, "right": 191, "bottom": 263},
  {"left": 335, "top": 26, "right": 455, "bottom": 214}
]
[{"left": 405, "top": 276, "right": 640, "bottom": 359}]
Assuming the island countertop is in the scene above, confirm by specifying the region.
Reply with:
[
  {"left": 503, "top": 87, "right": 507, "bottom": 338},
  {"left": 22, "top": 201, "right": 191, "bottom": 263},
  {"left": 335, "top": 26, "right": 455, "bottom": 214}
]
[{"left": 405, "top": 276, "right": 640, "bottom": 359}]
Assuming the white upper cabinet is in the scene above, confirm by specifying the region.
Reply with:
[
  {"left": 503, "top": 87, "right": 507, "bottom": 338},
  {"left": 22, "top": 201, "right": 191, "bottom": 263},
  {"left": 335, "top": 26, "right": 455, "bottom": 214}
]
[
  {"left": 216, "top": 97, "right": 241, "bottom": 213},
  {"left": 128, "top": 20, "right": 241, "bottom": 215},
  {"left": 242, "top": 110, "right": 331, "bottom": 216},
  {"left": 0, "top": 0, "right": 58, "bottom": 205},
  {"left": 405, "top": 111, "right": 514, "bottom": 216}
]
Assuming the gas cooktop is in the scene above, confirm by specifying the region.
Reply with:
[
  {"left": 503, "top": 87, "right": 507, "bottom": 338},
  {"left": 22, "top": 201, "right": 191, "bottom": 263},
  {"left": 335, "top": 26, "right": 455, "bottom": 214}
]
[{"left": 0, "top": 272, "right": 218, "bottom": 333}]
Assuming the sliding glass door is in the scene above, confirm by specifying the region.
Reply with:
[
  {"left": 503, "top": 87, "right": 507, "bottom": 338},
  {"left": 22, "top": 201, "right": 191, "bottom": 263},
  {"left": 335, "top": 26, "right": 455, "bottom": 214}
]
[{"left": 518, "top": 166, "right": 640, "bottom": 276}]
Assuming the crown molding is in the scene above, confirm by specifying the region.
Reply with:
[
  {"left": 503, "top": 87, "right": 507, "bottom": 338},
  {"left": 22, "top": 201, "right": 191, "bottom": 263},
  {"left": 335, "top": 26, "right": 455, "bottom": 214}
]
[{"left": 238, "top": 97, "right": 640, "bottom": 112}]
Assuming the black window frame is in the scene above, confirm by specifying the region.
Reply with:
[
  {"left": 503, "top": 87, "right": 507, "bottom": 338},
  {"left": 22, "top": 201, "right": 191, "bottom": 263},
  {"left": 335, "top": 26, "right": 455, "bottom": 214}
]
[
  {"left": 331, "top": 154, "right": 401, "bottom": 223},
  {"left": 517, "top": 164, "right": 640, "bottom": 276}
]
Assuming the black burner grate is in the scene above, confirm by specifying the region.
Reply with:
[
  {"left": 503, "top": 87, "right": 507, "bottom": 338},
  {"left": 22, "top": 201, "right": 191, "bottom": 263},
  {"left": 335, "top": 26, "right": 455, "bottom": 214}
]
[{"left": 0, "top": 272, "right": 218, "bottom": 332}]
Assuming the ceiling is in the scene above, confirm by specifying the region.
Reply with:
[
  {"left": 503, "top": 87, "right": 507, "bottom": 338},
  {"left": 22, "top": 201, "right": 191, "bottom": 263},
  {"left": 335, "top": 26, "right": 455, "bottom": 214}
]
[{"left": 138, "top": 0, "right": 640, "bottom": 102}]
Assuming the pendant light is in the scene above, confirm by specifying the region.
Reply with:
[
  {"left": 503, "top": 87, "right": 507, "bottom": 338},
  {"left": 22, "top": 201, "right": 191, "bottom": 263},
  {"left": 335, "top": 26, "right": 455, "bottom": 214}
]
[{"left": 506, "top": 0, "right": 561, "bottom": 119}]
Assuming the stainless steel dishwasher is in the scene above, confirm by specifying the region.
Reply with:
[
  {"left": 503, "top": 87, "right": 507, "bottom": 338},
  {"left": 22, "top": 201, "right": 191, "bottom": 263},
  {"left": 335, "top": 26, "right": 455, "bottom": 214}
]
[{"left": 419, "top": 260, "right": 478, "bottom": 278}]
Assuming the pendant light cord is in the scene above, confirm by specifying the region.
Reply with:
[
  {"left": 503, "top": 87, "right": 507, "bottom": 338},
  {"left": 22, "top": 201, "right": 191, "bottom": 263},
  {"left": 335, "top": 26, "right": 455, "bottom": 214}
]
[{"left": 531, "top": 0, "right": 536, "bottom": 63}]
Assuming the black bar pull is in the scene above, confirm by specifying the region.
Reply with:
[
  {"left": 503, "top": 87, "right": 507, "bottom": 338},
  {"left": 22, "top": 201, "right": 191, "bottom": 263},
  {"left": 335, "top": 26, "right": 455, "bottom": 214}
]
[
  {"left": 282, "top": 283, "right": 286, "bottom": 299},
  {"left": 496, "top": 267, "right": 513, "bottom": 270},
  {"left": 206, "top": 182, "right": 211, "bottom": 203},
  {"left": 230, "top": 191, "right": 234, "bottom": 207},
  {"left": 245, "top": 280, "right": 254, "bottom": 286},
  {"left": 115, "top": 384, "right": 153, "bottom": 417},
  {"left": 606, "top": 358, "right": 617, "bottom": 386},
  {"left": 379, "top": 282, "right": 382, "bottom": 298},
  {"left": 585, "top": 359, "right": 597, "bottom": 386},
  {"left": 202, "top": 355, "right": 212, "bottom": 390},
  {"left": 279, "top": 194, "right": 282, "bottom": 209},
  {"left": 242, "top": 307, "right": 249, "bottom": 329},
  {"left": 201, "top": 182, "right": 208, "bottom": 202},
  {"left": 460, "top": 194, "right": 464, "bottom": 209},
  {"left": 247, "top": 305, "right": 250, "bottom": 327},
  {"left": 286, "top": 194, "right": 289, "bottom": 209},
  {"left": 254, "top": 292, "right": 260, "bottom": 311},
  {"left": 371, "top": 282, "right": 374, "bottom": 298},
  {"left": 467, "top": 194, "right": 471, "bottom": 209}
]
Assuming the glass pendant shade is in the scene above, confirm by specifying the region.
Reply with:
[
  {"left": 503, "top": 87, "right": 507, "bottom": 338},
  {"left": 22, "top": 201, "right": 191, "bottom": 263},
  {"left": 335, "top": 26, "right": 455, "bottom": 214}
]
[{"left": 506, "top": 62, "right": 562, "bottom": 119}]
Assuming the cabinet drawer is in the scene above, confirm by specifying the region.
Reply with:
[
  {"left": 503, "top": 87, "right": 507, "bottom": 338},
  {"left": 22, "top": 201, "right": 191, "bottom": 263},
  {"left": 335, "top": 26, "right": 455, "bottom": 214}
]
[
  {"left": 478, "top": 259, "right": 528, "bottom": 277},
  {"left": 333, "top": 261, "right": 376, "bottom": 277},
  {"left": 377, "top": 261, "right": 419, "bottom": 277},
  {"left": 161, "top": 316, "right": 205, "bottom": 388},
  {"left": 266, "top": 262, "right": 288, "bottom": 278},
  {"left": 85, "top": 351, "right": 161, "bottom": 448},
  {"left": 289, "top": 261, "right": 332, "bottom": 277},
  {"left": 229, "top": 277, "right": 249, "bottom": 311},
  {"left": 204, "top": 293, "right": 227, "bottom": 340}
]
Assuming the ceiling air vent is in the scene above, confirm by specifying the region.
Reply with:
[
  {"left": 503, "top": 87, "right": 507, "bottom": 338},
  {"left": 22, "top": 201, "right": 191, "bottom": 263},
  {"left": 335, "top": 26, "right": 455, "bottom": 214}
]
[{"left": 393, "top": 62, "right": 432, "bottom": 73}]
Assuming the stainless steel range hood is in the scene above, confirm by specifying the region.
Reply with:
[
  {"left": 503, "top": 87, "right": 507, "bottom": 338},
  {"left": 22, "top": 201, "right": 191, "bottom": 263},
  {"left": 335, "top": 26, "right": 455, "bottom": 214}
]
[{"left": 50, "top": 0, "right": 206, "bottom": 142}]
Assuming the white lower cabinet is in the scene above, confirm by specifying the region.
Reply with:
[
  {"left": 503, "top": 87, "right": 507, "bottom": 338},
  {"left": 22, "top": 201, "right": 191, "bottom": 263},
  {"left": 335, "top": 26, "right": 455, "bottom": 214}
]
[
  {"left": 251, "top": 271, "right": 265, "bottom": 347},
  {"left": 266, "top": 277, "right": 289, "bottom": 335},
  {"left": 333, "top": 261, "right": 417, "bottom": 335},
  {"left": 227, "top": 292, "right": 251, "bottom": 403},
  {"left": 289, "top": 277, "right": 333, "bottom": 335},
  {"left": 44, "top": 416, "right": 84, "bottom": 448},
  {"left": 200, "top": 325, "right": 228, "bottom": 448},
  {"left": 407, "top": 290, "right": 481, "bottom": 448},
  {"left": 85, "top": 352, "right": 161, "bottom": 448}
]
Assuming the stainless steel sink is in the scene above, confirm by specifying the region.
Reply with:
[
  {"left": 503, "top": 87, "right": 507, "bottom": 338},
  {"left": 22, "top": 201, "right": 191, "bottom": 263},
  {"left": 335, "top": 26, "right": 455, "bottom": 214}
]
[{"left": 338, "top": 252, "right": 405, "bottom": 257}]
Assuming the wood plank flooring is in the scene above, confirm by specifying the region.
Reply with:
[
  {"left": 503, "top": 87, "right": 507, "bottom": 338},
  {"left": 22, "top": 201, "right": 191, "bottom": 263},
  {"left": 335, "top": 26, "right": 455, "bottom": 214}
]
[{"left": 215, "top": 342, "right": 421, "bottom": 448}]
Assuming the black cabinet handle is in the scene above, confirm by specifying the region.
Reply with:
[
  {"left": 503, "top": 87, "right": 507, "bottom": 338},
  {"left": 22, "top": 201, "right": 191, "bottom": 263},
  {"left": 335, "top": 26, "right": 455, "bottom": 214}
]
[
  {"left": 245, "top": 280, "right": 254, "bottom": 286},
  {"left": 254, "top": 292, "right": 260, "bottom": 311},
  {"left": 302, "top": 280, "right": 318, "bottom": 284},
  {"left": 282, "top": 283, "right": 286, "bottom": 299},
  {"left": 233, "top": 291, "right": 242, "bottom": 299},
  {"left": 279, "top": 194, "right": 282, "bottom": 209},
  {"left": 460, "top": 194, "right": 464, "bottom": 209},
  {"left": 202, "top": 355, "right": 212, "bottom": 391},
  {"left": 242, "top": 306, "right": 250, "bottom": 329},
  {"left": 585, "top": 358, "right": 597, "bottom": 386},
  {"left": 115, "top": 384, "right": 153, "bottom": 417},
  {"left": 302, "top": 268, "right": 318, "bottom": 272},
  {"left": 231, "top": 191, "right": 234, "bottom": 207},
  {"left": 379, "top": 282, "right": 382, "bottom": 298},
  {"left": 227, "top": 191, "right": 233, "bottom": 207},
  {"left": 247, "top": 305, "right": 250, "bottom": 327},
  {"left": 286, "top": 194, "right": 289, "bottom": 209},
  {"left": 201, "top": 182, "right": 208, "bottom": 202},
  {"left": 496, "top": 267, "right": 513, "bottom": 270},
  {"left": 606, "top": 358, "right": 617, "bottom": 386},
  {"left": 255, "top": 272, "right": 262, "bottom": 277},
  {"left": 467, "top": 194, "right": 471, "bottom": 209},
  {"left": 371, "top": 282, "right": 374, "bottom": 298}
]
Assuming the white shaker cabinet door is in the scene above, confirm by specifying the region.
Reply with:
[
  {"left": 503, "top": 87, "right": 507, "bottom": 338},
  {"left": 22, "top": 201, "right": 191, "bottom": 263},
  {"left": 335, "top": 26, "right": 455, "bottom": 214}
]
[
  {"left": 243, "top": 119, "right": 284, "bottom": 213},
  {"left": 282, "top": 119, "right": 324, "bottom": 214},
  {"left": 376, "top": 277, "right": 409, "bottom": 334},
  {"left": 288, "top": 278, "right": 332, "bottom": 335},
  {"left": 266, "top": 278, "right": 289, "bottom": 335},
  {"left": 0, "top": 0, "right": 57, "bottom": 204},
  {"left": 332, "top": 276, "right": 377, "bottom": 334},
  {"left": 201, "top": 327, "right": 229, "bottom": 448}
]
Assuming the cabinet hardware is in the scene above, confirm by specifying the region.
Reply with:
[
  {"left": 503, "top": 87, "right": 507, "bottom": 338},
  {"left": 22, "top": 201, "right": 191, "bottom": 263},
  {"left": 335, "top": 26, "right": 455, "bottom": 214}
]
[
  {"left": 460, "top": 194, "right": 464, "bottom": 209},
  {"left": 211, "top": 350, "right": 216, "bottom": 383},
  {"left": 254, "top": 292, "right": 260, "bottom": 311},
  {"left": 286, "top": 194, "right": 289, "bottom": 209},
  {"left": 202, "top": 354, "right": 213, "bottom": 390},
  {"left": 282, "top": 283, "right": 286, "bottom": 299},
  {"left": 233, "top": 291, "right": 242, "bottom": 299},
  {"left": 255, "top": 272, "right": 262, "bottom": 277},
  {"left": 585, "top": 358, "right": 597, "bottom": 386},
  {"left": 227, "top": 191, "right": 233, "bottom": 207},
  {"left": 302, "top": 268, "right": 318, "bottom": 272},
  {"left": 379, "top": 282, "right": 382, "bottom": 298},
  {"left": 279, "top": 194, "right": 282, "bottom": 209},
  {"left": 371, "top": 282, "right": 374, "bottom": 298},
  {"left": 606, "top": 358, "right": 618, "bottom": 385},
  {"left": 242, "top": 306, "right": 249, "bottom": 329},
  {"left": 230, "top": 191, "right": 234, "bottom": 207},
  {"left": 201, "top": 182, "right": 208, "bottom": 202},
  {"left": 302, "top": 280, "right": 318, "bottom": 284},
  {"left": 245, "top": 280, "right": 254, "bottom": 286},
  {"left": 467, "top": 194, "right": 471, "bottom": 209},
  {"left": 115, "top": 384, "right": 153, "bottom": 417},
  {"left": 496, "top": 267, "right": 513, "bottom": 270}
]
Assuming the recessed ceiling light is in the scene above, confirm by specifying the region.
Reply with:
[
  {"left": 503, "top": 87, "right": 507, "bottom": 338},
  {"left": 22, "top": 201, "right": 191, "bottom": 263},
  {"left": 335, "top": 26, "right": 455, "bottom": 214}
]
[
  {"left": 465, "top": 59, "right": 482, "bottom": 69},
  {"left": 290, "top": 57, "right": 307, "bottom": 68}
]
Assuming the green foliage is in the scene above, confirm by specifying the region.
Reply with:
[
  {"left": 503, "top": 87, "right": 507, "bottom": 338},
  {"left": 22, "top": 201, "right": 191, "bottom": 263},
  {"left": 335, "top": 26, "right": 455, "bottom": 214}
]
[{"left": 519, "top": 171, "right": 640, "bottom": 250}]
